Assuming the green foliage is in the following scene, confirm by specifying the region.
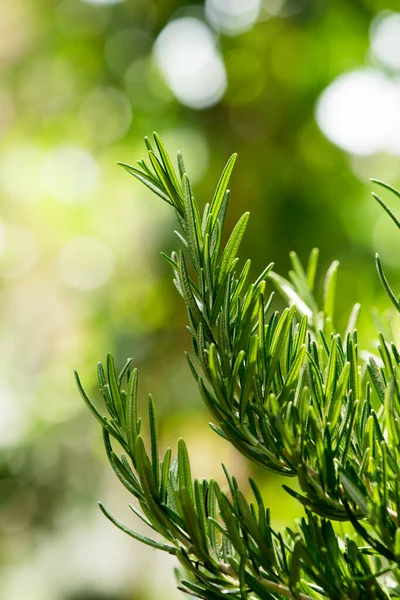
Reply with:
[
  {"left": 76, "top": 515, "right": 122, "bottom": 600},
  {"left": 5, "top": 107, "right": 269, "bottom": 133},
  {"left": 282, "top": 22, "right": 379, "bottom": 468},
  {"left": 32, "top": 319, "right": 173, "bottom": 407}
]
[{"left": 77, "top": 135, "right": 400, "bottom": 599}]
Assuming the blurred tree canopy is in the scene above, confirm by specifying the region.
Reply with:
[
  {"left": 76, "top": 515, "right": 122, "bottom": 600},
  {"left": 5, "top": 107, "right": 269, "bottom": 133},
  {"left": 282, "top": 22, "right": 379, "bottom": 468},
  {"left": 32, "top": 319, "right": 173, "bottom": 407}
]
[{"left": 0, "top": 0, "right": 399, "bottom": 598}]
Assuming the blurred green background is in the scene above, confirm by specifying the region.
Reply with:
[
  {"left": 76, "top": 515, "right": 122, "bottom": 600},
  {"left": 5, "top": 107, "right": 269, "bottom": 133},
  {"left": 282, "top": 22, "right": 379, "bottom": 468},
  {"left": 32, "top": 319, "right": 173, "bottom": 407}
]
[{"left": 0, "top": 0, "right": 399, "bottom": 598}]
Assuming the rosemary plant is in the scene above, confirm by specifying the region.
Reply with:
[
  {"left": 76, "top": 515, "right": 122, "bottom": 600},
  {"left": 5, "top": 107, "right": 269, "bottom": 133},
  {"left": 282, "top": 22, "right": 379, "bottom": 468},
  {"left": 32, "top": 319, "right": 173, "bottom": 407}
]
[{"left": 76, "top": 134, "right": 400, "bottom": 599}]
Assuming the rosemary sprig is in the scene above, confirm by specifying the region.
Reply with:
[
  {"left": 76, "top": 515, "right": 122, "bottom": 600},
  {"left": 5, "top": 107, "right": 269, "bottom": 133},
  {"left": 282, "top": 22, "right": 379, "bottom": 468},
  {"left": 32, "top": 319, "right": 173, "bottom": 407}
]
[{"left": 77, "top": 134, "right": 400, "bottom": 599}]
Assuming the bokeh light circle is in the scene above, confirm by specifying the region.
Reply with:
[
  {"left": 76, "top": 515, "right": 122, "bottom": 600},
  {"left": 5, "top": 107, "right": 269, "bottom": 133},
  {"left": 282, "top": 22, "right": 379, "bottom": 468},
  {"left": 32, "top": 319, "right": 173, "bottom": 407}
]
[
  {"left": 371, "top": 12, "right": 400, "bottom": 71},
  {"left": 154, "top": 17, "right": 227, "bottom": 109},
  {"left": 316, "top": 69, "right": 400, "bottom": 156},
  {"left": 205, "top": 0, "right": 261, "bottom": 36}
]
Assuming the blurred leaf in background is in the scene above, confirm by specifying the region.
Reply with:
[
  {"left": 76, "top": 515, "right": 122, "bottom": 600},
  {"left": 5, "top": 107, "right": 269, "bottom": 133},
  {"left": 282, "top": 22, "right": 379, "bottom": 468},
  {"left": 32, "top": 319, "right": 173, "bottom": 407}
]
[{"left": 0, "top": 0, "right": 399, "bottom": 598}]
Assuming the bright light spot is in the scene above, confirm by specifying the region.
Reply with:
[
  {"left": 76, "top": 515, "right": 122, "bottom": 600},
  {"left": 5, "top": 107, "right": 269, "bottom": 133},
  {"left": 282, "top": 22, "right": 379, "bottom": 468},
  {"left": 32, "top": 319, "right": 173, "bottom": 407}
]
[
  {"left": 0, "top": 145, "right": 44, "bottom": 203},
  {"left": 316, "top": 69, "right": 400, "bottom": 156},
  {"left": 371, "top": 12, "right": 400, "bottom": 71},
  {"left": 0, "top": 225, "right": 38, "bottom": 278},
  {"left": 41, "top": 145, "right": 100, "bottom": 203},
  {"left": 79, "top": 87, "right": 132, "bottom": 144},
  {"left": 58, "top": 236, "right": 114, "bottom": 290},
  {"left": 154, "top": 17, "right": 227, "bottom": 109},
  {"left": 205, "top": 0, "right": 261, "bottom": 36}
]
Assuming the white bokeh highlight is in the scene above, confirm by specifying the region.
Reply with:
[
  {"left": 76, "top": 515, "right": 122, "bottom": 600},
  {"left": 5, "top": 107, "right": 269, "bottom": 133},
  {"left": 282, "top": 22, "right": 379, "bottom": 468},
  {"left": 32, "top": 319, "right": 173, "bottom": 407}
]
[
  {"left": 206, "top": 0, "right": 261, "bottom": 36},
  {"left": 371, "top": 12, "right": 400, "bottom": 71},
  {"left": 315, "top": 69, "right": 400, "bottom": 156},
  {"left": 154, "top": 17, "right": 227, "bottom": 109}
]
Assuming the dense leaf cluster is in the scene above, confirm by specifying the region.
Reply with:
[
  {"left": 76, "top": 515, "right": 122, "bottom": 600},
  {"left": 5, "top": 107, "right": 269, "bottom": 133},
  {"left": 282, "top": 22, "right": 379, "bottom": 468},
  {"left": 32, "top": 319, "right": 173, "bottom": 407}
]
[{"left": 77, "top": 135, "right": 400, "bottom": 599}]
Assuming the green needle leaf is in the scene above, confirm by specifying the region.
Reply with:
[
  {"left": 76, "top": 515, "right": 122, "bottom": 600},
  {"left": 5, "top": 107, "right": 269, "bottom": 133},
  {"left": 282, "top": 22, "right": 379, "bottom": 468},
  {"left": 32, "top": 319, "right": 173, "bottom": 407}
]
[
  {"left": 375, "top": 253, "right": 400, "bottom": 312},
  {"left": 117, "top": 162, "right": 174, "bottom": 206},
  {"left": 148, "top": 394, "right": 160, "bottom": 490},
  {"left": 126, "top": 367, "right": 139, "bottom": 459},
  {"left": 217, "top": 212, "right": 250, "bottom": 286},
  {"left": 153, "top": 132, "right": 181, "bottom": 194},
  {"left": 99, "top": 502, "right": 177, "bottom": 554},
  {"left": 323, "top": 260, "right": 339, "bottom": 322},
  {"left": 306, "top": 248, "right": 319, "bottom": 291},
  {"left": 178, "top": 439, "right": 194, "bottom": 503},
  {"left": 209, "top": 154, "right": 237, "bottom": 229},
  {"left": 183, "top": 173, "right": 202, "bottom": 272},
  {"left": 107, "top": 353, "right": 125, "bottom": 425},
  {"left": 148, "top": 150, "right": 183, "bottom": 214},
  {"left": 370, "top": 180, "right": 400, "bottom": 228}
]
